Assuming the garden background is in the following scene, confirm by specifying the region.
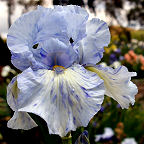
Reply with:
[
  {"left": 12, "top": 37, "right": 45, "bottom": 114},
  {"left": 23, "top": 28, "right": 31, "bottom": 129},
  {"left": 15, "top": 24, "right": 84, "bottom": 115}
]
[{"left": 0, "top": 0, "right": 144, "bottom": 144}]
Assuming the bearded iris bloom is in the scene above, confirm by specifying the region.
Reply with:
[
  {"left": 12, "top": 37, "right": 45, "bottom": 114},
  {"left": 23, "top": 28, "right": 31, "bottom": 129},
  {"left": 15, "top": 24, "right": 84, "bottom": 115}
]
[{"left": 7, "top": 5, "right": 138, "bottom": 137}]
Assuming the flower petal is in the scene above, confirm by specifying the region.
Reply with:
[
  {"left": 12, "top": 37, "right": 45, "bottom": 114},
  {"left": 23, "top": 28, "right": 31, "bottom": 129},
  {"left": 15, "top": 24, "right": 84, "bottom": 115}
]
[
  {"left": 37, "top": 38, "right": 78, "bottom": 69},
  {"left": 7, "top": 6, "right": 88, "bottom": 71},
  {"left": 57, "top": 5, "right": 88, "bottom": 43},
  {"left": 86, "top": 65, "right": 138, "bottom": 109},
  {"left": 37, "top": 5, "right": 88, "bottom": 44},
  {"left": 16, "top": 64, "right": 104, "bottom": 136},
  {"left": 7, "top": 76, "right": 37, "bottom": 130},
  {"left": 79, "top": 18, "right": 110, "bottom": 65},
  {"left": 7, "top": 8, "right": 43, "bottom": 53},
  {"left": 11, "top": 50, "right": 50, "bottom": 71},
  {"left": 7, "top": 7, "right": 46, "bottom": 71},
  {"left": 10, "top": 51, "right": 35, "bottom": 71},
  {"left": 7, "top": 111, "right": 37, "bottom": 130}
]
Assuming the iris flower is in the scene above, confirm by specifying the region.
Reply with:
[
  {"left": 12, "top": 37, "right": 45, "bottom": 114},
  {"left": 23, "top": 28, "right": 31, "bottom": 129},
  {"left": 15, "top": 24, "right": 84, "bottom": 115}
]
[{"left": 7, "top": 5, "right": 138, "bottom": 137}]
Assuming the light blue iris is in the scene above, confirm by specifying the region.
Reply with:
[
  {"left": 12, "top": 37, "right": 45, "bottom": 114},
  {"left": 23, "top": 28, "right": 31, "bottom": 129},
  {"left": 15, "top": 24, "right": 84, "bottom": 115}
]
[
  {"left": 7, "top": 5, "right": 138, "bottom": 137},
  {"left": 7, "top": 5, "right": 109, "bottom": 70}
]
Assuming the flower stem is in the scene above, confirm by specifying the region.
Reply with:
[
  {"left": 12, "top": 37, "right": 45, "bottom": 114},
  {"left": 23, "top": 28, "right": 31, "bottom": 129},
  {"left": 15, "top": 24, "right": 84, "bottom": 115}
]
[{"left": 62, "top": 132, "right": 72, "bottom": 144}]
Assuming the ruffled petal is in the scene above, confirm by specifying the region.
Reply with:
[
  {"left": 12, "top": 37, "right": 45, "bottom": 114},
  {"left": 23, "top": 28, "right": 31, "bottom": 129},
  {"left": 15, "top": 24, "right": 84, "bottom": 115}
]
[
  {"left": 7, "top": 7, "right": 47, "bottom": 71},
  {"left": 56, "top": 5, "right": 88, "bottom": 43},
  {"left": 86, "top": 65, "right": 138, "bottom": 109},
  {"left": 7, "top": 76, "right": 37, "bottom": 130},
  {"left": 79, "top": 18, "right": 110, "bottom": 65},
  {"left": 11, "top": 51, "right": 48, "bottom": 71},
  {"left": 7, "top": 8, "right": 43, "bottom": 53},
  {"left": 16, "top": 64, "right": 104, "bottom": 137},
  {"left": 37, "top": 5, "right": 88, "bottom": 44},
  {"left": 7, "top": 6, "right": 88, "bottom": 71}
]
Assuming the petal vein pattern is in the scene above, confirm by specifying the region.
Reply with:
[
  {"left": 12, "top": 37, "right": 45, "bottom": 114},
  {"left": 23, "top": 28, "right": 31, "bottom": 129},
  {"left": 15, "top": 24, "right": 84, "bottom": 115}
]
[
  {"left": 7, "top": 8, "right": 46, "bottom": 71},
  {"left": 16, "top": 64, "right": 105, "bottom": 136},
  {"left": 79, "top": 18, "right": 110, "bottom": 65},
  {"left": 86, "top": 65, "right": 138, "bottom": 109}
]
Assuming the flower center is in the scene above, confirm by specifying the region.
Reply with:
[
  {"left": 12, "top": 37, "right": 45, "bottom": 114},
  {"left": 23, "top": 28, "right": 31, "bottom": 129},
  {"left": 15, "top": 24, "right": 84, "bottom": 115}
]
[{"left": 53, "top": 65, "right": 65, "bottom": 74}]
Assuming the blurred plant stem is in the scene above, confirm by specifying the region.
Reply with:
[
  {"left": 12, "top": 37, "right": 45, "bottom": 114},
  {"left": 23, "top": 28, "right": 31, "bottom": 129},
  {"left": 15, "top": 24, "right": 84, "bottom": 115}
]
[{"left": 62, "top": 132, "right": 72, "bottom": 144}]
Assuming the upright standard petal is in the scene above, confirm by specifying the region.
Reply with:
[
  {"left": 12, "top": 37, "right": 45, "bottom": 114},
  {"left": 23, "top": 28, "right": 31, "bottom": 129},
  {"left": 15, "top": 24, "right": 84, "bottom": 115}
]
[
  {"left": 7, "top": 8, "right": 46, "bottom": 71},
  {"left": 56, "top": 5, "right": 88, "bottom": 43},
  {"left": 7, "top": 76, "right": 38, "bottom": 130},
  {"left": 7, "top": 5, "right": 89, "bottom": 71},
  {"left": 79, "top": 18, "right": 110, "bottom": 65},
  {"left": 15, "top": 64, "right": 105, "bottom": 136},
  {"left": 86, "top": 65, "right": 138, "bottom": 109},
  {"left": 7, "top": 9, "right": 44, "bottom": 53},
  {"left": 37, "top": 5, "right": 88, "bottom": 44}
]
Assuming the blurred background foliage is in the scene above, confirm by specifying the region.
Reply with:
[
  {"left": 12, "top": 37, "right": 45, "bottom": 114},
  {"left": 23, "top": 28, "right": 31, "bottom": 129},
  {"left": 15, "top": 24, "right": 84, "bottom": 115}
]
[{"left": 0, "top": 0, "right": 144, "bottom": 144}]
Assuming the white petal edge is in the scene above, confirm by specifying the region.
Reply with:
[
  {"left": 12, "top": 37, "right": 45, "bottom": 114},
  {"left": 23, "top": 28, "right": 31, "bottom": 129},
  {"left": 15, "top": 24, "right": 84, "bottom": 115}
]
[
  {"left": 7, "top": 111, "right": 37, "bottom": 130},
  {"left": 86, "top": 65, "right": 138, "bottom": 109}
]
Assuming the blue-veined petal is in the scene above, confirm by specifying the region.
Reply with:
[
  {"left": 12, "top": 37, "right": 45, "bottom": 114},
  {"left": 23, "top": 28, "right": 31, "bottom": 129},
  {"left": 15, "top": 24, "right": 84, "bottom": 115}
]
[
  {"left": 7, "top": 6, "right": 88, "bottom": 71},
  {"left": 36, "top": 7, "right": 68, "bottom": 43},
  {"left": 56, "top": 5, "right": 88, "bottom": 43},
  {"left": 15, "top": 64, "right": 104, "bottom": 137},
  {"left": 7, "top": 76, "right": 38, "bottom": 130},
  {"left": 86, "top": 65, "right": 138, "bottom": 109},
  {"left": 7, "top": 8, "right": 45, "bottom": 53},
  {"left": 11, "top": 51, "right": 47, "bottom": 71},
  {"left": 37, "top": 5, "right": 88, "bottom": 45},
  {"left": 79, "top": 18, "right": 110, "bottom": 65},
  {"left": 7, "top": 7, "right": 52, "bottom": 71}
]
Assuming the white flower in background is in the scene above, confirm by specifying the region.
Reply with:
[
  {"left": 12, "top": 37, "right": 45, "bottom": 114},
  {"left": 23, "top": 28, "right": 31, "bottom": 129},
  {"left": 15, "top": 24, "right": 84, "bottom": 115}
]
[
  {"left": 138, "top": 41, "right": 144, "bottom": 47},
  {"left": 95, "top": 127, "right": 114, "bottom": 142},
  {"left": 127, "top": 43, "right": 132, "bottom": 48},
  {"left": 1, "top": 65, "right": 16, "bottom": 77},
  {"left": 131, "top": 39, "right": 138, "bottom": 43},
  {"left": 111, "top": 61, "right": 121, "bottom": 68},
  {"left": 133, "top": 44, "right": 138, "bottom": 49},
  {"left": 1, "top": 66, "right": 11, "bottom": 77},
  {"left": 121, "top": 138, "right": 137, "bottom": 144}
]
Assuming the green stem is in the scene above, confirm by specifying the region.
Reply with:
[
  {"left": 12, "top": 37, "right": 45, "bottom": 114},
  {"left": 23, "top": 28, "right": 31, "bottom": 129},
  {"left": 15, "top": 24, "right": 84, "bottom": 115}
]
[{"left": 62, "top": 132, "right": 72, "bottom": 144}]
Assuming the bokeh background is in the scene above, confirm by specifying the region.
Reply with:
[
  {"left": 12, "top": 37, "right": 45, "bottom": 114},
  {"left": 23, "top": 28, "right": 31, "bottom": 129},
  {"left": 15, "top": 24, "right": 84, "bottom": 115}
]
[{"left": 0, "top": 0, "right": 144, "bottom": 144}]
